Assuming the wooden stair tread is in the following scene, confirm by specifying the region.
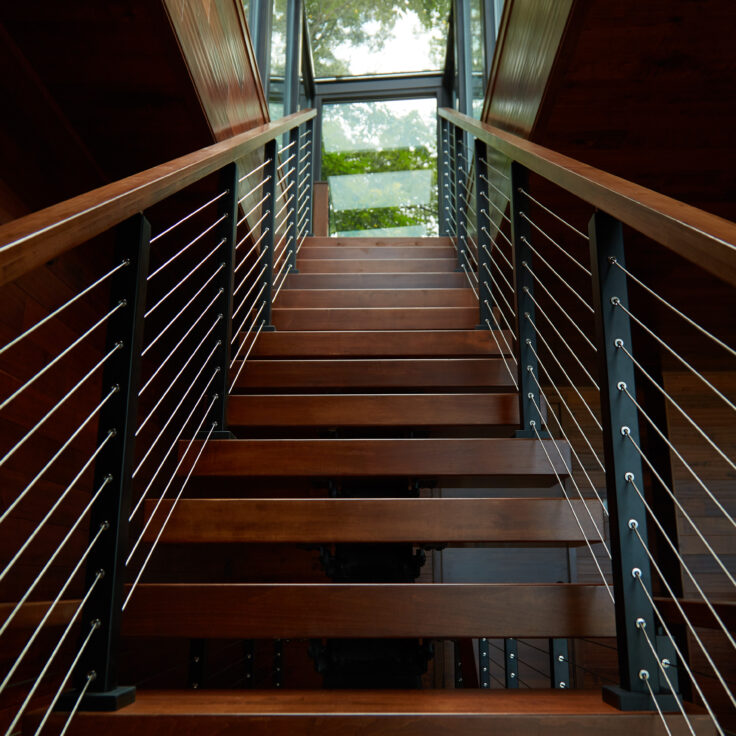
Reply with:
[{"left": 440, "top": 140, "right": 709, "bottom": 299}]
[
  {"left": 296, "top": 259, "right": 458, "bottom": 273},
  {"left": 227, "top": 392, "right": 519, "bottom": 426},
  {"left": 302, "top": 236, "right": 454, "bottom": 247},
  {"left": 298, "top": 246, "right": 455, "bottom": 259},
  {"left": 30, "top": 690, "right": 714, "bottom": 735},
  {"left": 141, "top": 498, "right": 604, "bottom": 544},
  {"left": 285, "top": 273, "right": 468, "bottom": 289},
  {"left": 178, "top": 438, "right": 569, "bottom": 481},
  {"left": 122, "top": 583, "right": 614, "bottom": 638},
  {"left": 276, "top": 288, "right": 477, "bottom": 308},
  {"left": 232, "top": 359, "right": 515, "bottom": 389},
  {"left": 251, "top": 330, "right": 506, "bottom": 358},
  {"left": 271, "top": 306, "right": 479, "bottom": 330}
]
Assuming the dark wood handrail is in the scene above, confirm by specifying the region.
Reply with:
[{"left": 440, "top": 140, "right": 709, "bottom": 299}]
[
  {"left": 440, "top": 108, "right": 736, "bottom": 287},
  {"left": 0, "top": 109, "right": 316, "bottom": 287}
]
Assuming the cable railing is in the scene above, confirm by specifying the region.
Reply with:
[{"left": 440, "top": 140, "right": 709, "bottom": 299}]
[
  {"left": 0, "top": 108, "right": 315, "bottom": 735},
  {"left": 440, "top": 107, "right": 735, "bottom": 733}
]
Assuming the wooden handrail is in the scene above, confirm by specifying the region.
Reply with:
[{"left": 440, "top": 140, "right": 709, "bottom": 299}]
[
  {"left": 0, "top": 109, "right": 316, "bottom": 287},
  {"left": 440, "top": 108, "right": 736, "bottom": 287}
]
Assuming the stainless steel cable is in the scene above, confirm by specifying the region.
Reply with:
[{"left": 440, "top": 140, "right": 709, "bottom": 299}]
[
  {"left": 238, "top": 157, "right": 271, "bottom": 184},
  {"left": 141, "top": 262, "right": 224, "bottom": 357},
  {"left": 639, "top": 670, "right": 674, "bottom": 736},
  {"left": 481, "top": 263, "right": 516, "bottom": 321},
  {"left": 147, "top": 214, "right": 226, "bottom": 281},
  {"left": 274, "top": 180, "right": 295, "bottom": 207},
  {"left": 0, "top": 301, "right": 124, "bottom": 413},
  {"left": 518, "top": 187, "right": 588, "bottom": 240},
  {"left": 482, "top": 221, "right": 513, "bottom": 250},
  {"left": 481, "top": 243, "right": 515, "bottom": 297},
  {"left": 237, "top": 175, "right": 270, "bottom": 205},
  {"left": 237, "top": 192, "right": 269, "bottom": 228},
  {"left": 529, "top": 419, "right": 615, "bottom": 602},
  {"left": 236, "top": 210, "right": 269, "bottom": 251},
  {"left": 523, "top": 285, "right": 600, "bottom": 387},
  {"left": 277, "top": 140, "right": 296, "bottom": 155},
  {"left": 613, "top": 300, "right": 736, "bottom": 415},
  {"left": 479, "top": 190, "right": 511, "bottom": 223},
  {"left": 619, "top": 381, "right": 735, "bottom": 527},
  {"left": 150, "top": 190, "right": 228, "bottom": 243},
  {"left": 0, "top": 260, "right": 128, "bottom": 357},
  {"left": 460, "top": 264, "right": 478, "bottom": 298},
  {"left": 231, "top": 298, "right": 266, "bottom": 366},
  {"left": 276, "top": 153, "right": 296, "bottom": 173},
  {"left": 130, "top": 366, "right": 218, "bottom": 518},
  {"left": 272, "top": 263, "right": 293, "bottom": 304},
  {"left": 231, "top": 271, "right": 267, "bottom": 336},
  {"left": 462, "top": 249, "right": 479, "bottom": 282},
  {"left": 272, "top": 245, "right": 293, "bottom": 288},
  {"left": 0, "top": 386, "right": 118, "bottom": 525},
  {"left": 520, "top": 212, "right": 591, "bottom": 276},
  {"left": 522, "top": 236, "right": 594, "bottom": 313},
  {"left": 229, "top": 317, "right": 266, "bottom": 392},
  {"left": 484, "top": 228, "right": 513, "bottom": 267},
  {"left": 479, "top": 157, "right": 510, "bottom": 181},
  {"left": 522, "top": 262, "right": 597, "bottom": 351},
  {"left": 233, "top": 244, "right": 268, "bottom": 299},
  {"left": 123, "top": 417, "right": 217, "bottom": 610},
  {"left": 478, "top": 172, "right": 510, "bottom": 202},
  {"left": 482, "top": 297, "right": 516, "bottom": 359},
  {"left": 484, "top": 317, "right": 518, "bottom": 390},
  {"left": 144, "top": 238, "right": 223, "bottom": 319},
  {"left": 527, "top": 340, "right": 606, "bottom": 473},
  {"left": 0, "top": 343, "right": 120, "bottom": 470},
  {"left": 135, "top": 320, "right": 220, "bottom": 437}
]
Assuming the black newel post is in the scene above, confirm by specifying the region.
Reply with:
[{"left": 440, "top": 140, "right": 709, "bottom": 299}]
[
  {"left": 453, "top": 124, "right": 469, "bottom": 272},
  {"left": 286, "top": 125, "right": 300, "bottom": 272},
  {"left": 260, "top": 139, "right": 278, "bottom": 331},
  {"left": 475, "top": 138, "right": 495, "bottom": 328}
]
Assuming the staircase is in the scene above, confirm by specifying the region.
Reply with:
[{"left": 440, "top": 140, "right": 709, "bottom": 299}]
[{"left": 33, "top": 235, "right": 712, "bottom": 734}]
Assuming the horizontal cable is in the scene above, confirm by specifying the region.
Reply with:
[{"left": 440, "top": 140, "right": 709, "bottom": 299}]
[
  {"left": 482, "top": 266, "right": 517, "bottom": 329},
  {"left": 237, "top": 175, "right": 270, "bottom": 206},
  {"left": 479, "top": 172, "right": 510, "bottom": 202},
  {"left": 461, "top": 249, "right": 479, "bottom": 282},
  {"left": 639, "top": 670, "right": 675, "bottom": 736},
  {"left": 518, "top": 187, "right": 588, "bottom": 240},
  {"left": 526, "top": 321, "right": 603, "bottom": 432},
  {"left": 274, "top": 189, "right": 295, "bottom": 222},
  {"left": 520, "top": 212, "right": 591, "bottom": 276},
  {"left": 482, "top": 220, "right": 513, "bottom": 250},
  {"left": 0, "top": 300, "right": 124, "bottom": 413},
  {"left": 0, "top": 343, "right": 120, "bottom": 471},
  {"left": 0, "top": 385, "right": 117, "bottom": 526},
  {"left": 528, "top": 340, "right": 606, "bottom": 473},
  {"left": 272, "top": 263, "right": 293, "bottom": 304},
  {"left": 299, "top": 139, "right": 311, "bottom": 153},
  {"left": 528, "top": 370, "right": 608, "bottom": 514},
  {"left": 147, "top": 214, "right": 226, "bottom": 281},
  {"left": 522, "top": 262, "right": 596, "bottom": 351},
  {"left": 139, "top": 288, "right": 221, "bottom": 397},
  {"left": 482, "top": 296, "right": 516, "bottom": 359},
  {"left": 529, "top": 419, "right": 614, "bottom": 602},
  {"left": 144, "top": 238, "right": 223, "bottom": 319},
  {"left": 231, "top": 268, "right": 267, "bottom": 337},
  {"left": 276, "top": 153, "right": 296, "bottom": 173},
  {"left": 141, "top": 262, "right": 224, "bottom": 357},
  {"left": 135, "top": 318, "right": 221, "bottom": 437},
  {"left": 238, "top": 158, "right": 271, "bottom": 184},
  {"left": 460, "top": 264, "right": 478, "bottom": 298},
  {"left": 277, "top": 140, "right": 296, "bottom": 155},
  {"left": 523, "top": 285, "right": 599, "bottom": 387},
  {"left": 479, "top": 189, "right": 511, "bottom": 223},
  {"left": 123, "top": 417, "right": 217, "bottom": 611},
  {"left": 237, "top": 192, "right": 269, "bottom": 228},
  {"left": 0, "top": 428, "right": 115, "bottom": 585},
  {"left": 484, "top": 318, "right": 518, "bottom": 389},
  {"left": 229, "top": 315, "right": 266, "bottom": 392},
  {"left": 150, "top": 190, "right": 228, "bottom": 244},
  {"left": 233, "top": 244, "right": 268, "bottom": 301},
  {"left": 481, "top": 244, "right": 515, "bottom": 298},
  {"left": 619, "top": 383, "right": 735, "bottom": 528},
  {"left": 0, "top": 260, "right": 128, "bottom": 357},
  {"left": 298, "top": 161, "right": 311, "bottom": 178},
  {"left": 130, "top": 366, "right": 218, "bottom": 518},
  {"left": 522, "top": 236, "right": 594, "bottom": 313},
  {"left": 236, "top": 210, "right": 269, "bottom": 252},
  {"left": 480, "top": 157, "right": 510, "bottom": 181},
  {"left": 614, "top": 300, "right": 736, "bottom": 415},
  {"left": 272, "top": 241, "right": 293, "bottom": 284}
]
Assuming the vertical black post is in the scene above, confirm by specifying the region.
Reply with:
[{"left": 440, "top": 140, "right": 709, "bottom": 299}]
[
  {"left": 589, "top": 211, "right": 677, "bottom": 711},
  {"left": 504, "top": 638, "right": 519, "bottom": 688},
  {"left": 549, "top": 639, "right": 570, "bottom": 689},
  {"left": 243, "top": 640, "right": 255, "bottom": 688},
  {"left": 274, "top": 640, "right": 284, "bottom": 688},
  {"left": 453, "top": 640, "right": 464, "bottom": 688},
  {"left": 286, "top": 125, "right": 300, "bottom": 272},
  {"left": 261, "top": 139, "right": 277, "bottom": 331},
  {"left": 188, "top": 639, "right": 206, "bottom": 689},
  {"left": 438, "top": 117, "right": 451, "bottom": 236},
  {"left": 475, "top": 138, "right": 495, "bottom": 328},
  {"left": 454, "top": 124, "right": 469, "bottom": 272},
  {"left": 73, "top": 214, "right": 150, "bottom": 709},
  {"left": 509, "top": 163, "right": 544, "bottom": 436},
  {"left": 479, "top": 637, "right": 490, "bottom": 688},
  {"left": 211, "top": 163, "right": 239, "bottom": 437},
  {"left": 305, "top": 116, "right": 315, "bottom": 236},
  {"left": 283, "top": 0, "right": 302, "bottom": 116}
]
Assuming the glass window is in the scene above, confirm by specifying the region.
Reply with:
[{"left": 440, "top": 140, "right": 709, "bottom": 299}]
[
  {"left": 269, "top": 0, "right": 286, "bottom": 118},
  {"left": 470, "top": 0, "right": 485, "bottom": 118},
  {"left": 322, "top": 99, "right": 438, "bottom": 237},
  {"left": 306, "top": 0, "right": 451, "bottom": 79}
]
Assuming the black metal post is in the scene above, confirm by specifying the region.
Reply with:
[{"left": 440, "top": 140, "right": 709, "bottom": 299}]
[
  {"left": 479, "top": 637, "right": 490, "bottom": 688},
  {"left": 274, "top": 639, "right": 284, "bottom": 688},
  {"left": 243, "top": 640, "right": 255, "bottom": 688},
  {"left": 438, "top": 117, "right": 451, "bottom": 236},
  {"left": 283, "top": 0, "right": 302, "bottom": 116},
  {"left": 589, "top": 211, "right": 678, "bottom": 711},
  {"left": 475, "top": 138, "right": 495, "bottom": 328},
  {"left": 454, "top": 124, "right": 469, "bottom": 273},
  {"left": 71, "top": 214, "right": 151, "bottom": 710},
  {"left": 188, "top": 639, "right": 206, "bottom": 689},
  {"left": 305, "top": 117, "right": 315, "bottom": 236},
  {"left": 260, "top": 139, "right": 278, "bottom": 331},
  {"left": 504, "top": 638, "right": 519, "bottom": 688},
  {"left": 549, "top": 638, "right": 570, "bottom": 689},
  {"left": 286, "top": 125, "right": 300, "bottom": 272},
  {"left": 509, "top": 163, "right": 544, "bottom": 436}
]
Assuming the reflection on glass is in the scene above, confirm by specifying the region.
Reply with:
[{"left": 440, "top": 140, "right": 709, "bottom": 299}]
[
  {"left": 269, "top": 0, "right": 286, "bottom": 118},
  {"left": 306, "top": 0, "right": 450, "bottom": 78},
  {"left": 322, "top": 99, "right": 438, "bottom": 236},
  {"left": 471, "top": 0, "right": 485, "bottom": 119}
]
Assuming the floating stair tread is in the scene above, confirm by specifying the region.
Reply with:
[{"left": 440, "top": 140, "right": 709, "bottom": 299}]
[
  {"left": 232, "top": 359, "right": 515, "bottom": 389},
  {"left": 271, "top": 306, "right": 480, "bottom": 330},
  {"left": 298, "top": 246, "right": 455, "bottom": 259},
  {"left": 302, "top": 236, "right": 454, "bottom": 247},
  {"left": 122, "top": 583, "right": 614, "bottom": 638},
  {"left": 141, "top": 498, "right": 605, "bottom": 544},
  {"left": 276, "top": 288, "right": 477, "bottom": 308},
  {"left": 285, "top": 273, "right": 468, "bottom": 289},
  {"left": 178, "top": 438, "right": 569, "bottom": 480},
  {"left": 36, "top": 690, "right": 712, "bottom": 736},
  {"left": 251, "top": 330, "right": 507, "bottom": 358},
  {"left": 228, "top": 392, "right": 519, "bottom": 426},
  {"left": 296, "top": 258, "right": 458, "bottom": 273}
]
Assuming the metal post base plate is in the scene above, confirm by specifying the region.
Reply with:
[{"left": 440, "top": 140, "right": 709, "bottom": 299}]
[
  {"left": 514, "top": 428, "right": 550, "bottom": 439},
  {"left": 602, "top": 685, "right": 680, "bottom": 712},
  {"left": 260, "top": 324, "right": 277, "bottom": 332},
  {"left": 56, "top": 685, "right": 136, "bottom": 712}
]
